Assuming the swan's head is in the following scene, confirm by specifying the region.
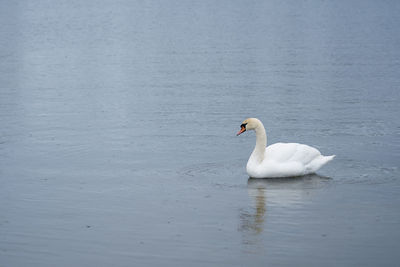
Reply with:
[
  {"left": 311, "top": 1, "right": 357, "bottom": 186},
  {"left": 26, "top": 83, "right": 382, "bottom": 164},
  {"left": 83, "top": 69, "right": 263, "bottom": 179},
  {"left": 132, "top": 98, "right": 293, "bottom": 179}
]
[{"left": 236, "top": 118, "right": 261, "bottom": 136}]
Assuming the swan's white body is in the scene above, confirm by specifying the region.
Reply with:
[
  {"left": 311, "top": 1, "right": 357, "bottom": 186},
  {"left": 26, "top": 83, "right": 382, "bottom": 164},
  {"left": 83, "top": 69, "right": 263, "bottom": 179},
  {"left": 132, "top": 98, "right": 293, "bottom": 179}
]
[{"left": 238, "top": 118, "right": 335, "bottom": 178}]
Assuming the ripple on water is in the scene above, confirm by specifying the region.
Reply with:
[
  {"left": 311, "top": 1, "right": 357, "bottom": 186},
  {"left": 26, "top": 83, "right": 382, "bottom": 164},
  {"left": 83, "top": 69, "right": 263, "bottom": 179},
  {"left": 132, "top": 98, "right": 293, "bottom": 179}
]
[
  {"left": 179, "top": 159, "right": 399, "bottom": 188},
  {"left": 339, "top": 161, "right": 399, "bottom": 185}
]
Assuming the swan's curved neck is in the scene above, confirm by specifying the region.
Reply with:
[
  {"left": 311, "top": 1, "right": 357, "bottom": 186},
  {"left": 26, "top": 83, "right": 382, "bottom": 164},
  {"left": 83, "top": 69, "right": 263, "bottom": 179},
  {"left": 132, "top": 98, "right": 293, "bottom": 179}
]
[{"left": 251, "top": 122, "right": 267, "bottom": 163}]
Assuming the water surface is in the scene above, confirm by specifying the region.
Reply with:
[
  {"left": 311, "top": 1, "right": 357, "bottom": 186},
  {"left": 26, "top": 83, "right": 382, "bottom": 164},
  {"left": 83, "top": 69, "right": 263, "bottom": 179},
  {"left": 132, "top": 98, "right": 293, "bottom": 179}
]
[{"left": 1, "top": 0, "right": 399, "bottom": 266}]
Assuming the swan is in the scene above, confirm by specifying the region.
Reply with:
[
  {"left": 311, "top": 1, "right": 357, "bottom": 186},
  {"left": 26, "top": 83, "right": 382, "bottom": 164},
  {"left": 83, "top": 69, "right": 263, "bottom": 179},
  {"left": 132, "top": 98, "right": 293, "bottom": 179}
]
[{"left": 237, "top": 118, "right": 335, "bottom": 178}]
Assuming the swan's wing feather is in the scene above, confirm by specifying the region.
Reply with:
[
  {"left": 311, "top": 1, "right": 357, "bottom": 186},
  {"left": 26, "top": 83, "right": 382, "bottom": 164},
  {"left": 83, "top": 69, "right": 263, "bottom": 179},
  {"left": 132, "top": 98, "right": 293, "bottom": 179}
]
[{"left": 265, "top": 143, "right": 321, "bottom": 165}]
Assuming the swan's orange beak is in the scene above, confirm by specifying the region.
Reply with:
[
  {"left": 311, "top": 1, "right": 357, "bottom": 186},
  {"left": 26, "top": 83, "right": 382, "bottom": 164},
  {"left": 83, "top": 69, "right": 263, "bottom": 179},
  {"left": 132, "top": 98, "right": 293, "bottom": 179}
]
[{"left": 236, "top": 126, "right": 246, "bottom": 136}]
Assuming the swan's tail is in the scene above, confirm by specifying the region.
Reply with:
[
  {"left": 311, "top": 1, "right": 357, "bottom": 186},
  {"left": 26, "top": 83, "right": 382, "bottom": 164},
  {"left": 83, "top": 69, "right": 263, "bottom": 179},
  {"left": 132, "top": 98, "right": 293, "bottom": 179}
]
[
  {"left": 319, "top": 155, "right": 335, "bottom": 167},
  {"left": 306, "top": 155, "right": 335, "bottom": 174},
  {"left": 324, "top": 155, "right": 336, "bottom": 163}
]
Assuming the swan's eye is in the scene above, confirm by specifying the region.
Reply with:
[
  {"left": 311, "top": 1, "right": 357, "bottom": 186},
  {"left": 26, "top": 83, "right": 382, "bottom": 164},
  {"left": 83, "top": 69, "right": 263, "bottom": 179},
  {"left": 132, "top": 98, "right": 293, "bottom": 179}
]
[{"left": 240, "top": 123, "right": 247, "bottom": 129}]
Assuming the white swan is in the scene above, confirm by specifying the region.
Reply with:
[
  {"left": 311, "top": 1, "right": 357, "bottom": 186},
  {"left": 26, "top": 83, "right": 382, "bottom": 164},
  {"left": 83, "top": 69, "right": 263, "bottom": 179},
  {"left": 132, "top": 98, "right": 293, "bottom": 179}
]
[{"left": 237, "top": 118, "right": 335, "bottom": 178}]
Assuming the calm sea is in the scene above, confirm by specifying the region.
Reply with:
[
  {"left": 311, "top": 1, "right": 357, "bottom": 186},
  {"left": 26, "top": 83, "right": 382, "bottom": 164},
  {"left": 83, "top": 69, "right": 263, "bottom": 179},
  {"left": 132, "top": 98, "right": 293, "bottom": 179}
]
[{"left": 1, "top": 0, "right": 399, "bottom": 266}]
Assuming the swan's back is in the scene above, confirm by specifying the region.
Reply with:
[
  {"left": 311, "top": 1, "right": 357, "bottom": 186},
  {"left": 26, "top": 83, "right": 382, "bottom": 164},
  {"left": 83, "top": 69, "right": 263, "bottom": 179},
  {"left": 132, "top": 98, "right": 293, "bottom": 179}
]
[{"left": 265, "top": 143, "right": 321, "bottom": 165}]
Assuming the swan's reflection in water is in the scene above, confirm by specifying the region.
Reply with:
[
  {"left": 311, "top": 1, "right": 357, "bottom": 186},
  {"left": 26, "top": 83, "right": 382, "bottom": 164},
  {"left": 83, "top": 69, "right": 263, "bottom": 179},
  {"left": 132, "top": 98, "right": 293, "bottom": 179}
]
[
  {"left": 240, "top": 184, "right": 266, "bottom": 236},
  {"left": 239, "top": 174, "right": 332, "bottom": 249}
]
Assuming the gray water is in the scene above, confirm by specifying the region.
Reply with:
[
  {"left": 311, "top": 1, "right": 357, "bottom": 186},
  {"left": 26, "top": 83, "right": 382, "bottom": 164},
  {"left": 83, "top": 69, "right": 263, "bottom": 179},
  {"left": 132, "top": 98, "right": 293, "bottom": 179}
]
[{"left": 1, "top": 0, "right": 400, "bottom": 266}]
